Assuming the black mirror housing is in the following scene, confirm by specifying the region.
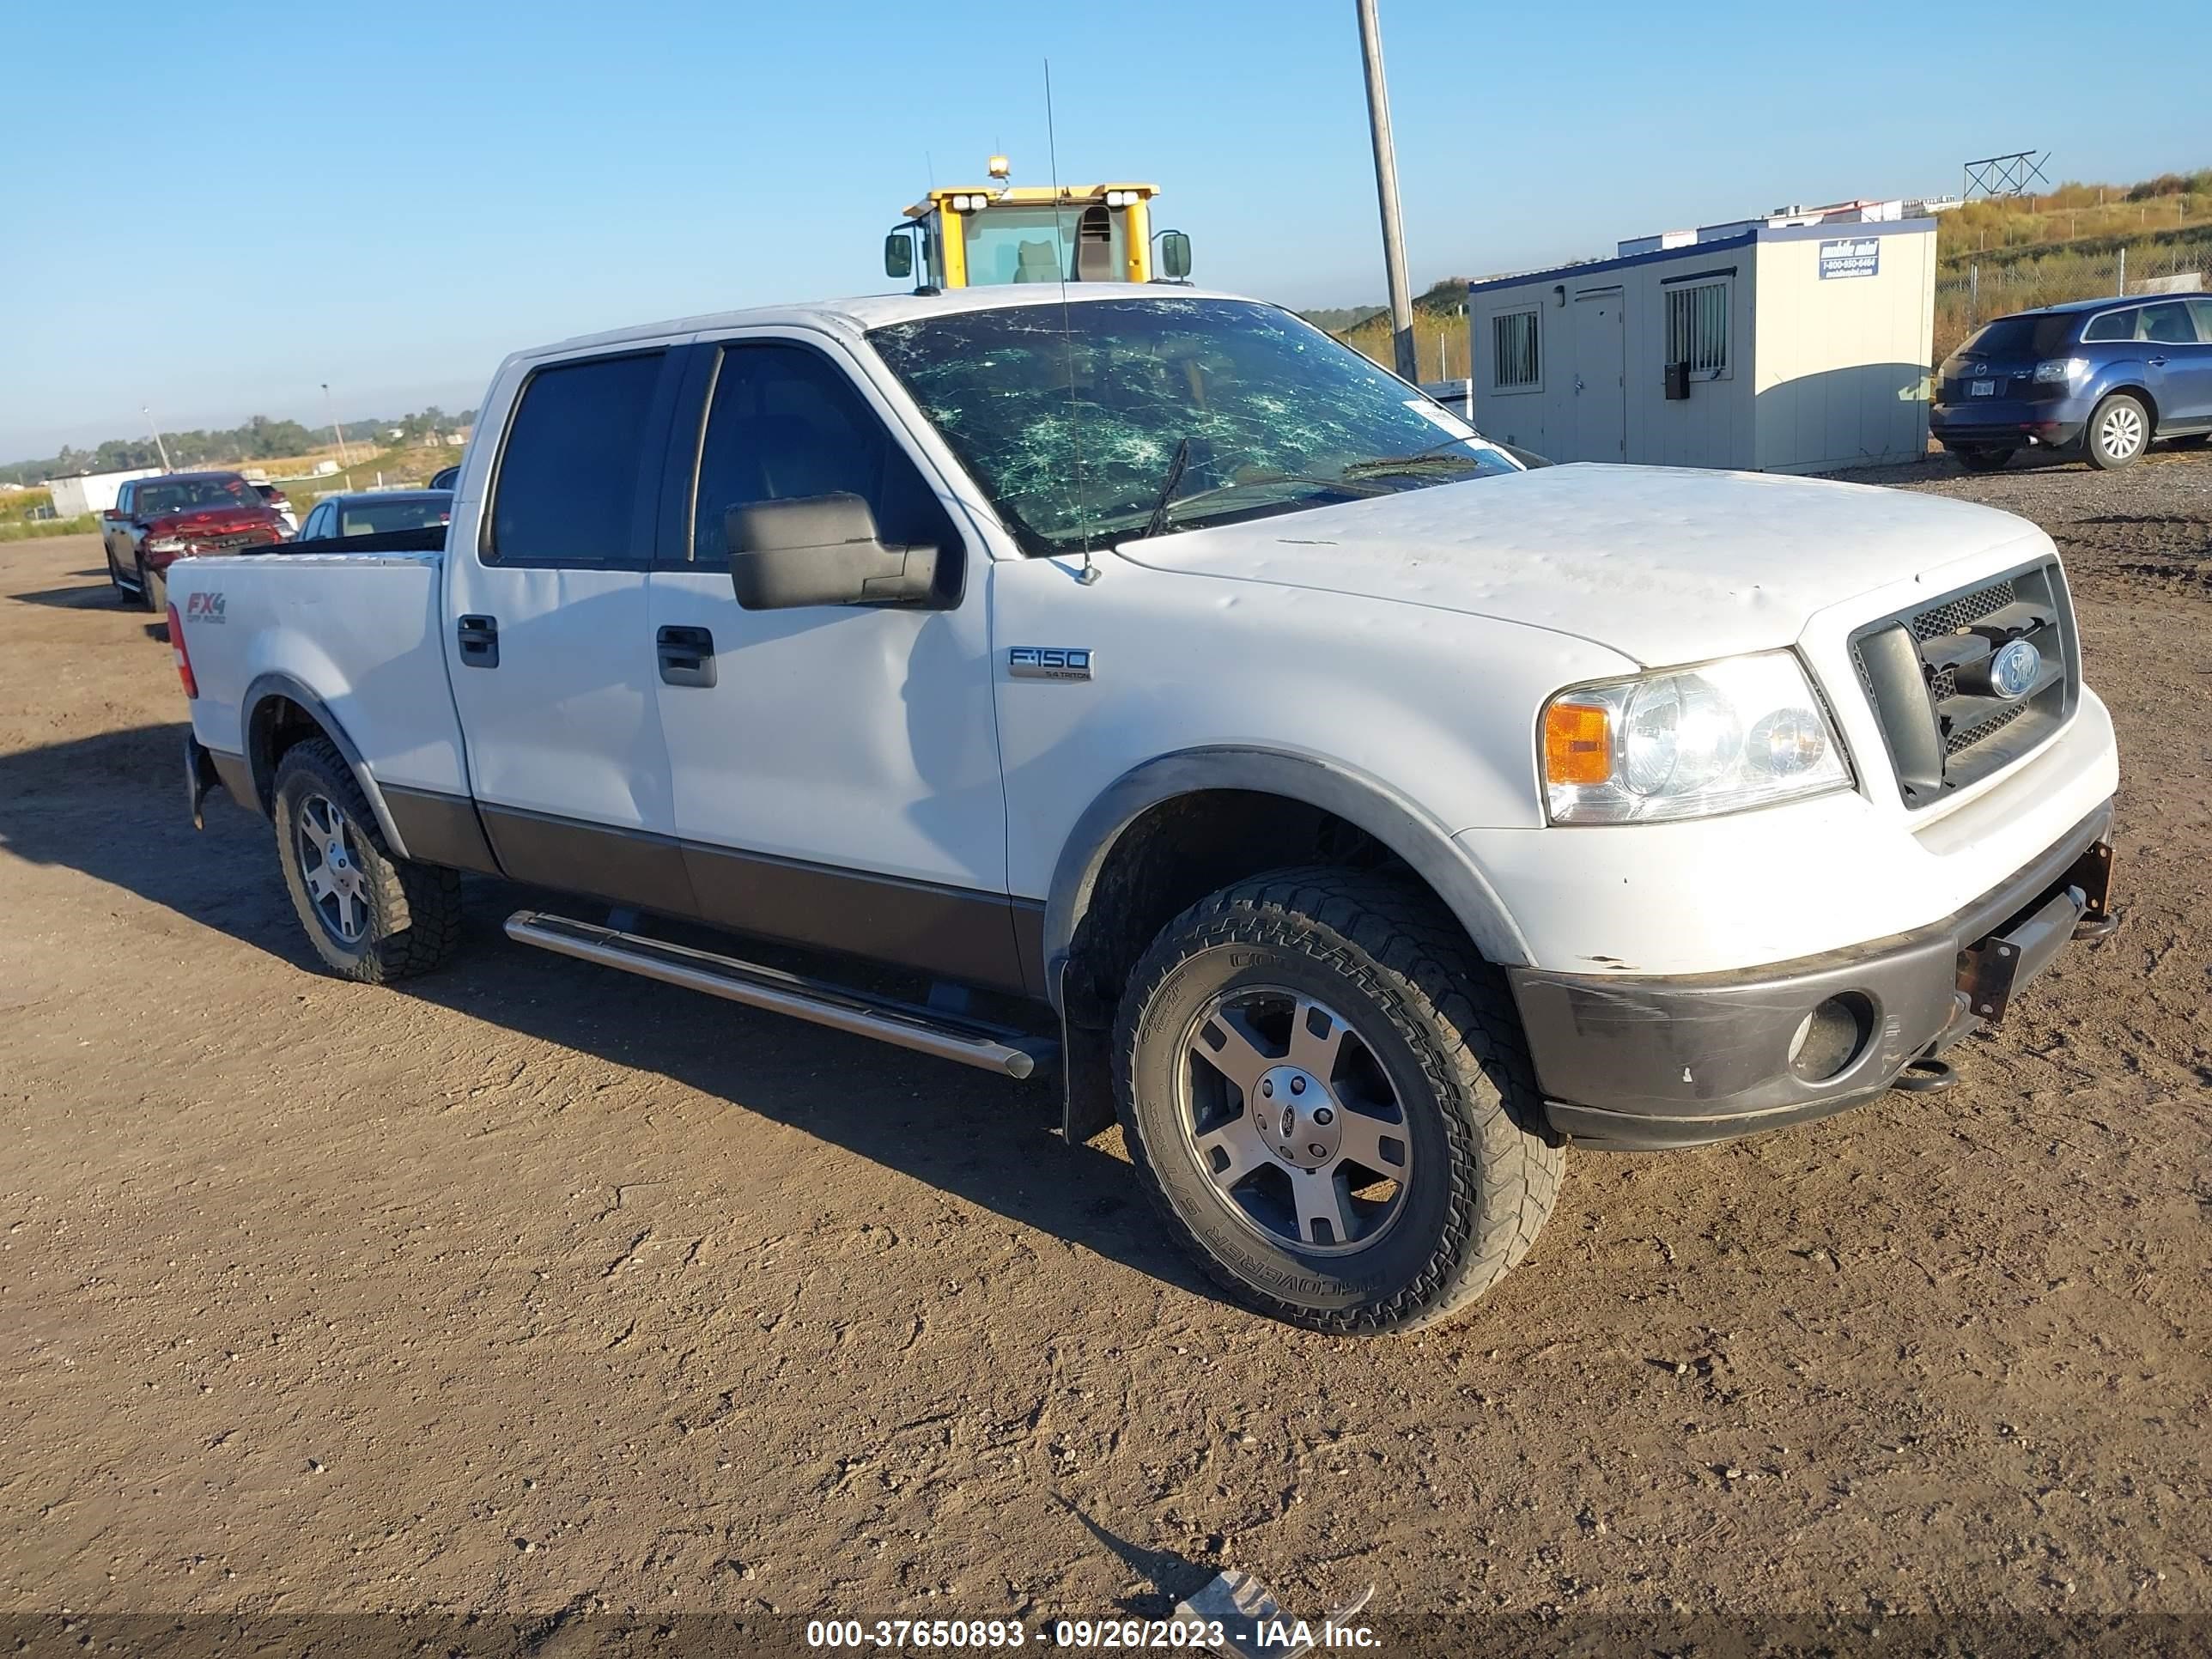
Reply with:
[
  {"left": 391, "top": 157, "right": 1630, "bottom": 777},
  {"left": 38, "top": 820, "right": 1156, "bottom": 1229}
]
[
  {"left": 1157, "top": 228, "right": 1193, "bottom": 281},
  {"left": 726, "top": 493, "right": 947, "bottom": 611},
  {"left": 884, "top": 233, "right": 914, "bottom": 281}
]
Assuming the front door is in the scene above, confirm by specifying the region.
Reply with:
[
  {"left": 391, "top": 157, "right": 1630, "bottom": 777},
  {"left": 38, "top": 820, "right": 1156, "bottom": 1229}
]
[
  {"left": 645, "top": 333, "right": 1022, "bottom": 990},
  {"left": 1571, "top": 290, "right": 1626, "bottom": 462},
  {"left": 442, "top": 343, "right": 695, "bottom": 915}
]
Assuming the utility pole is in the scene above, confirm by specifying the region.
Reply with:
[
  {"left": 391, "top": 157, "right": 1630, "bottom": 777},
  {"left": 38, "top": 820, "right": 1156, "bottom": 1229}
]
[
  {"left": 320, "top": 383, "right": 352, "bottom": 470},
  {"left": 1355, "top": 0, "right": 1418, "bottom": 383},
  {"left": 142, "top": 406, "right": 173, "bottom": 472}
]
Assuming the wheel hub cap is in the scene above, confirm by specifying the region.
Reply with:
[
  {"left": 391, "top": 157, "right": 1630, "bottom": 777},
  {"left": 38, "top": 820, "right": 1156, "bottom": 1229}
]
[{"left": 1255, "top": 1066, "right": 1341, "bottom": 1169}]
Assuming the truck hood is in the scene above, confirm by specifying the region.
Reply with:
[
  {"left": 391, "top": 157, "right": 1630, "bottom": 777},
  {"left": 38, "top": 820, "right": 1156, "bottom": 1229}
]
[{"left": 1111, "top": 463, "right": 2047, "bottom": 665}]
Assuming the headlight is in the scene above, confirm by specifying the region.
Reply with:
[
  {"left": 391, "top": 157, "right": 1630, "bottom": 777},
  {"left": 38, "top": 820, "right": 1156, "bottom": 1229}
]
[
  {"left": 1540, "top": 652, "right": 1850, "bottom": 823},
  {"left": 2033, "top": 357, "right": 2086, "bottom": 384},
  {"left": 145, "top": 535, "right": 186, "bottom": 553}
]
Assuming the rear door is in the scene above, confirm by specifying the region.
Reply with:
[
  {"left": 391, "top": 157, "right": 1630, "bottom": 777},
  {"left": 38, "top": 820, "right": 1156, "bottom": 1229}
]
[
  {"left": 643, "top": 331, "right": 1023, "bottom": 990},
  {"left": 442, "top": 343, "right": 696, "bottom": 915},
  {"left": 2141, "top": 300, "right": 2212, "bottom": 426}
]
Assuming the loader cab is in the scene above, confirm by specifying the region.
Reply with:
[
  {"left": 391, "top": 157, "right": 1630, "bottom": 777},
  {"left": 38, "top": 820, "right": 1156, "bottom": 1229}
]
[{"left": 884, "top": 179, "right": 1190, "bottom": 291}]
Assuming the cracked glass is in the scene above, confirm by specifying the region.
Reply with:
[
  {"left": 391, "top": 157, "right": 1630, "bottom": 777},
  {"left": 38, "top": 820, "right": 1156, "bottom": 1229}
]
[{"left": 870, "top": 297, "right": 1518, "bottom": 556}]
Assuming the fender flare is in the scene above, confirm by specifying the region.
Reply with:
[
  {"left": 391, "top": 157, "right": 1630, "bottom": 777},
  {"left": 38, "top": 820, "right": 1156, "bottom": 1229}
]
[
  {"left": 1041, "top": 745, "right": 1531, "bottom": 1011},
  {"left": 239, "top": 673, "right": 411, "bottom": 859}
]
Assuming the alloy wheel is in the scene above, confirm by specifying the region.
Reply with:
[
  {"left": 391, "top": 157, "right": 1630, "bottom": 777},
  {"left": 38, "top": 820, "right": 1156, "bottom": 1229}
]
[
  {"left": 296, "top": 794, "right": 370, "bottom": 943},
  {"left": 1176, "top": 987, "right": 1413, "bottom": 1255}
]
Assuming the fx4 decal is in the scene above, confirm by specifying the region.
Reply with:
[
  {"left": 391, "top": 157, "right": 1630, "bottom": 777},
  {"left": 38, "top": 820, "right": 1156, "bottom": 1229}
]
[{"left": 184, "top": 591, "right": 228, "bottom": 623}]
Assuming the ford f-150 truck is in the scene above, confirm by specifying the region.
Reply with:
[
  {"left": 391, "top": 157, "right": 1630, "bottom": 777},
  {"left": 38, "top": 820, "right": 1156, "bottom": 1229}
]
[{"left": 169, "top": 288, "right": 2120, "bottom": 1335}]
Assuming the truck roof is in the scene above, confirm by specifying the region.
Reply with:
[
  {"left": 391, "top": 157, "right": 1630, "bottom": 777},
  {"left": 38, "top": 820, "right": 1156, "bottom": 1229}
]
[{"left": 519, "top": 283, "right": 1259, "bottom": 362}]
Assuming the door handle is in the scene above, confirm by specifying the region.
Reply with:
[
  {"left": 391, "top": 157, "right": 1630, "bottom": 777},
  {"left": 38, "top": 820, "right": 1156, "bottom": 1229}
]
[
  {"left": 656, "top": 624, "right": 717, "bottom": 688},
  {"left": 457, "top": 614, "right": 499, "bottom": 668},
  {"left": 2146, "top": 356, "right": 2168, "bottom": 368}
]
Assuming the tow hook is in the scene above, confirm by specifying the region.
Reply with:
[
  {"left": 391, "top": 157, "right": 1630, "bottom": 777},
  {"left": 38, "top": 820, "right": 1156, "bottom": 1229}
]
[
  {"left": 1891, "top": 1056, "right": 1958, "bottom": 1094},
  {"left": 2072, "top": 912, "right": 2119, "bottom": 943}
]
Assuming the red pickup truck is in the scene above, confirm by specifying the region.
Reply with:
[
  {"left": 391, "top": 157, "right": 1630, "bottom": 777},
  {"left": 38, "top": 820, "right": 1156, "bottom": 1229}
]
[{"left": 102, "top": 471, "right": 287, "bottom": 613}]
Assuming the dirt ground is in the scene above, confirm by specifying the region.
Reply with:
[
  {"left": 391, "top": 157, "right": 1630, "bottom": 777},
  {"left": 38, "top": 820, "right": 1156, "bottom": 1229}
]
[{"left": 2, "top": 451, "right": 2208, "bottom": 1655}]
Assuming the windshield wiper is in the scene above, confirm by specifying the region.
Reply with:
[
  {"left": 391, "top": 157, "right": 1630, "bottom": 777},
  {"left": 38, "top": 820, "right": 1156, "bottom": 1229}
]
[
  {"left": 1341, "top": 438, "right": 1488, "bottom": 477},
  {"left": 1137, "top": 437, "right": 1194, "bottom": 540}
]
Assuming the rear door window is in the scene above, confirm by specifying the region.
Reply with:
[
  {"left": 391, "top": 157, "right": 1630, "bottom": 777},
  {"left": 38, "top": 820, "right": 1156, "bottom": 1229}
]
[
  {"left": 487, "top": 350, "right": 667, "bottom": 565},
  {"left": 2081, "top": 308, "right": 2136, "bottom": 343}
]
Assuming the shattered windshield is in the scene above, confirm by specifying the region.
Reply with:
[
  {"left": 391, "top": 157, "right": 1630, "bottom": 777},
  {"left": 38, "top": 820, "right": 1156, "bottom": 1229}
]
[{"left": 869, "top": 296, "right": 1520, "bottom": 556}]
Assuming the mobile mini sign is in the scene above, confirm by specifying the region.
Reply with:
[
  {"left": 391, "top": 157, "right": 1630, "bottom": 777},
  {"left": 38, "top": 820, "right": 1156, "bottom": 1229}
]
[{"left": 1819, "top": 238, "right": 1881, "bottom": 280}]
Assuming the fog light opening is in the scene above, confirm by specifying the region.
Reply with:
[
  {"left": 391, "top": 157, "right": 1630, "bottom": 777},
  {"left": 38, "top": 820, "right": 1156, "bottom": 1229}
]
[{"left": 1788, "top": 994, "right": 1874, "bottom": 1084}]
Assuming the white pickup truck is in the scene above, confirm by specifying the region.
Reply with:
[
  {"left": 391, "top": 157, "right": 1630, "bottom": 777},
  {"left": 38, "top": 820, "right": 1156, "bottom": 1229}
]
[{"left": 170, "top": 287, "right": 2120, "bottom": 1334}]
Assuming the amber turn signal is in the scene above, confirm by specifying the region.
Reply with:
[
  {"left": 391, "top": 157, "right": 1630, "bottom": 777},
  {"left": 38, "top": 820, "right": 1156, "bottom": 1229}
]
[{"left": 1543, "top": 702, "right": 1611, "bottom": 786}]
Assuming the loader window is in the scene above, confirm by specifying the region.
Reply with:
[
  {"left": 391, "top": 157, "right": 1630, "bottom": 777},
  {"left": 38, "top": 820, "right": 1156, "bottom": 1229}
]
[
  {"left": 958, "top": 204, "right": 1126, "bottom": 287},
  {"left": 687, "top": 342, "right": 957, "bottom": 565}
]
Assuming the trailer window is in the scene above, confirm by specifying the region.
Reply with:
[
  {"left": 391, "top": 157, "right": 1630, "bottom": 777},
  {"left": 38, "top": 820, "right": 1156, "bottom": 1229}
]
[
  {"left": 1665, "top": 279, "right": 1731, "bottom": 380},
  {"left": 1491, "top": 308, "right": 1540, "bottom": 392}
]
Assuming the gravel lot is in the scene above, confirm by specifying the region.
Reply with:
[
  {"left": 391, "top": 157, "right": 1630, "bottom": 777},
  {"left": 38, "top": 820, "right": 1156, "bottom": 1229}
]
[{"left": 2, "top": 449, "right": 2207, "bottom": 1653}]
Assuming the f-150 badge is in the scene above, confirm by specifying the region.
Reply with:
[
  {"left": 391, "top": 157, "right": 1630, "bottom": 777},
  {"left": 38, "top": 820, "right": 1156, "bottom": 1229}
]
[{"left": 1008, "top": 646, "right": 1092, "bottom": 682}]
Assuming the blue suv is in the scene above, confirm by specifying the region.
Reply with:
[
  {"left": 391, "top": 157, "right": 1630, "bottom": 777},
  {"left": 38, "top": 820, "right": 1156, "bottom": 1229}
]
[{"left": 1934, "top": 295, "right": 2212, "bottom": 471}]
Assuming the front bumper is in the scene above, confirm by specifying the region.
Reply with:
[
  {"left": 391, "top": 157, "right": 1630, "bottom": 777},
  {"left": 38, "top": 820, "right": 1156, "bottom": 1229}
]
[{"left": 1510, "top": 802, "right": 2114, "bottom": 1149}]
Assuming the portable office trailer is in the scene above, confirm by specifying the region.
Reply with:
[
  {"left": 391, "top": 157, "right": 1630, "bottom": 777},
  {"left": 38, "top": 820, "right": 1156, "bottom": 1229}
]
[
  {"left": 1467, "top": 219, "right": 1936, "bottom": 474},
  {"left": 42, "top": 468, "right": 160, "bottom": 519}
]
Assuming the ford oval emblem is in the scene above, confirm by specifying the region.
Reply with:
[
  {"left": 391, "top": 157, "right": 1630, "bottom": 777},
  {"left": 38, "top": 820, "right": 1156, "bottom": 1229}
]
[{"left": 1989, "top": 638, "right": 2041, "bottom": 701}]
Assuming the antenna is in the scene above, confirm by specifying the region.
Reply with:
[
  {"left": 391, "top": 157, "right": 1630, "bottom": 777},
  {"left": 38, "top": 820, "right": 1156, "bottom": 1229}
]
[{"left": 1044, "top": 58, "right": 1099, "bottom": 585}]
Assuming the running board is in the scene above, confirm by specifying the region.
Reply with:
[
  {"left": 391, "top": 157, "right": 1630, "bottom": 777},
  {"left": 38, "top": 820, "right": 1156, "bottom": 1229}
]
[{"left": 503, "top": 910, "right": 1053, "bottom": 1080}]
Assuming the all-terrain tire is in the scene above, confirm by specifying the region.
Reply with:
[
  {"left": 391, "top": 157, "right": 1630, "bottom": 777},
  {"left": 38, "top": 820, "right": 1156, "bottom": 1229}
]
[
  {"left": 2084, "top": 392, "right": 2150, "bottom": 471},
  {"left": 137, "top": 555, "right": 166, "bottom": 615},
  {"left": 1113, "top": 866, "right": 1563, "bottom": 1335},
  {"left": 272, "top": 738, "right": 462, "bottom": 982},
  {"left": 1953, "top": 446, "right": 2014, "bottom": 473}
]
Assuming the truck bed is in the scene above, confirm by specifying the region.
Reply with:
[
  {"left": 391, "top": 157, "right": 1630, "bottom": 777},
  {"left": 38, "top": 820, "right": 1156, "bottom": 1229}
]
[{"left": 168, "top": 548, "right": 473, "bottom": 801}]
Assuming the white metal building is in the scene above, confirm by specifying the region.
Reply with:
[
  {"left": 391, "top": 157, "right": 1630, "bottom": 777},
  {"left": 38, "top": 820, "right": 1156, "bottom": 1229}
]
[
  {"left": 1467, "top": 219, "right": 1937, "bottom": 474},
  {"left": 43, "top": 467, "right": 160, "bottom": 518}
]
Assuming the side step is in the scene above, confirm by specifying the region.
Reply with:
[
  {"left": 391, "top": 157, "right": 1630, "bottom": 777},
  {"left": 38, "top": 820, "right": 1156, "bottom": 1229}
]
[{"left": 504, "top": 910, "right": 1054, "bottom": 1080}]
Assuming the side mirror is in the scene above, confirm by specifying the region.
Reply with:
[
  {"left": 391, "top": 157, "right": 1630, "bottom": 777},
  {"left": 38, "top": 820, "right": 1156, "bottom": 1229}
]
[
  {"left": 884, "top": 233, "right": 914, "bottom": 281},
  {"left": 726, "top": 493, "right": 942, "bottom": 611},
  {"left": 1156, "top": 229, "right": 1193, "bottom": 281}
]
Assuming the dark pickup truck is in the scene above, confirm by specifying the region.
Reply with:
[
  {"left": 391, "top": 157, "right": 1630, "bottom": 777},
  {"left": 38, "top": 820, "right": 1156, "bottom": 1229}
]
[{"left": 102, "top": 471, "right": 287, "bottom": 613}]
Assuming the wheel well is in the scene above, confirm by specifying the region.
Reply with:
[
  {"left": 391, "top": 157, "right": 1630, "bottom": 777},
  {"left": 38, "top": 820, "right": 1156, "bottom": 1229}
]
[
  {"left": 246, "top": 695, "right": 326, "bottom": 811},
  {"left": 1060, "top": 789, "right": 1451, "bottom": 1028},
  {"left": 2099, "top": 384, "right": 2157, "bottom": 427}
]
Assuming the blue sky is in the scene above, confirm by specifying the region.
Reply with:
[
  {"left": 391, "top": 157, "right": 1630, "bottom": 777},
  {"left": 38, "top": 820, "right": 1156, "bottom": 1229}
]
[{"left": 2, "top": 0, "right": 2203, "bottom": 461}]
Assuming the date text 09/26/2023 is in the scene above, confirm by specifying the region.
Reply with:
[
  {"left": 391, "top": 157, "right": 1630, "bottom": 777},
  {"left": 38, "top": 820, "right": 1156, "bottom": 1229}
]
[{"left": 805, "top": 1616, "right": 1383, "bottom": 1650}]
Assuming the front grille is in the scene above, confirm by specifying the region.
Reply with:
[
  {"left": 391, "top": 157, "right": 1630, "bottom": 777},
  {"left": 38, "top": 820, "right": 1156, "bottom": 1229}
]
[
  {"left": 1911, "top": 580, "right": 2015, "bottom": 641},
  {"left": 1847, "top": 560, "right": 2079, "bottom": 806},
  {"left": 185, "top": 530, "right": 276, "bottom": 552}
]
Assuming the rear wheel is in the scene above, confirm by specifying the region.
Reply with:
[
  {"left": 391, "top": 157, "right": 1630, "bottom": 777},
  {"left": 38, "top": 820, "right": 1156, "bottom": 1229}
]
[
  {"left": 2085, "top": 393, "right": 2150, "bottom": 471},
  {"left": 1114, "top": 867, "right": 1562, "bottom": 1335},
  {"left": 1953, "top": 446, "right": 2014, "bottom": 473},
  {"left": 273, "top": 738, "right": 463, "bottom": 982}
]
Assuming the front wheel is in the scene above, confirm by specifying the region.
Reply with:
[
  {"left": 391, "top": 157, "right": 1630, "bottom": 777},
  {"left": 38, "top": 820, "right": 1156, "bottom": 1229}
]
[
  {"left": 137, "top": 555, "right": 166, "bottom": 615},
  {"left": 1114, "top": 867, "right": 1562, "bottom": 1335},
  {"left": 2085, "top": 393, "right": 2150, "bottom": 471},
  {"left": 273, "top": 738, "right": 463, "bottom": 982}
]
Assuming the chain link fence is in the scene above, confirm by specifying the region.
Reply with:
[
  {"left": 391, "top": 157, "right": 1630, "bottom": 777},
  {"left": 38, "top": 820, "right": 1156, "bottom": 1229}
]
[{"left": 1936, "top": 246, "right": 2206, "bottom": 360}]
